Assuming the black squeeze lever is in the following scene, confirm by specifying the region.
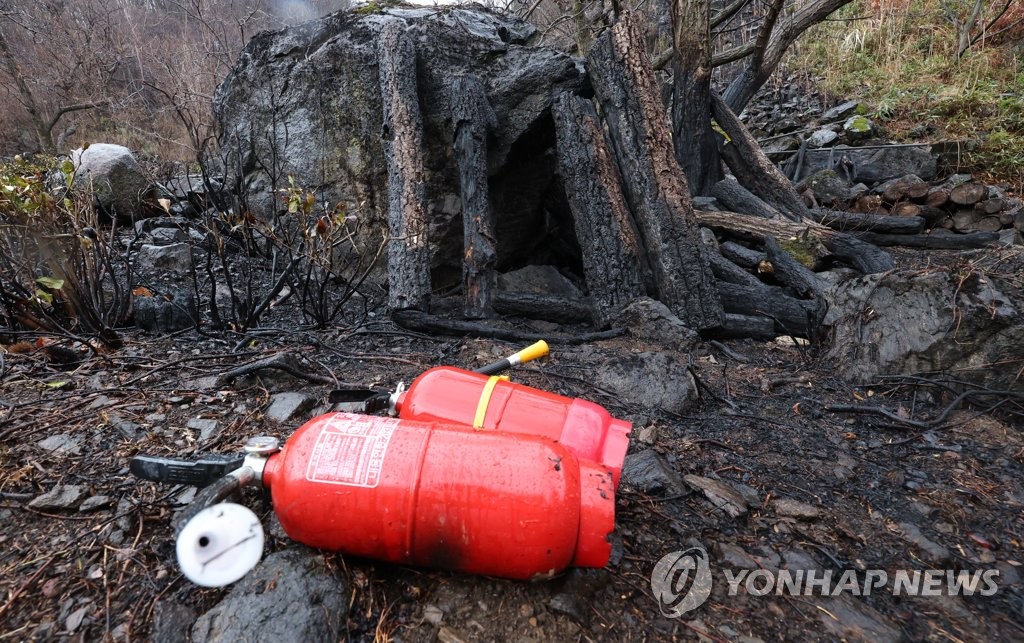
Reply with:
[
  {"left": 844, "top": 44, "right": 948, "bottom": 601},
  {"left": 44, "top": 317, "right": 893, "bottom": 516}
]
[{"left": 130, "top": 453, "right": 246, "bottom": 488}]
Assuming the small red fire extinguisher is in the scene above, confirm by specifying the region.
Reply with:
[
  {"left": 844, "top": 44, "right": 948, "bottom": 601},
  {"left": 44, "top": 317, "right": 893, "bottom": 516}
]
[
  {"left": 132, "top": 412, "right": 616, "bottom": 586},
  {"left": 391, "top": 341, "right": 632, "bottom": 487}
]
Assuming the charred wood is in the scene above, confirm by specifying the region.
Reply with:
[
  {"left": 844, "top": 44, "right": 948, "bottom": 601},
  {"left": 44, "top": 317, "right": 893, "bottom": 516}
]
[
  {"left": 717, "top": 282, "right": 824, "bottom": 338},
  {"left": 711, "top": 93, "right": 810, "bottom": 222},
  {"left": 812, "top": 209, "right": 925, "bottom": 234},
  {"left": 704, "top": 313, "right": 776, "bottom": 340},
  {"left": 587, "top": 16, "right": 723, "bottom": 332},
  {"left": 379, "top": 23, "right": 430, "bottom": 311},
  {"left": 708, "top": 251, "right": 763, "bottom": 287},
  {"left": 551, "top": 93, "right": 647, "bottom": 327},
  {"left": 762, "top": 236, "right": 826, "bottom": 297},
  {"left": 452, "top": 74, "right": 497, "bottom": 319},
  {"left": 493, "top": 292, "right": 593, "bottom": 324},
  {"left": 391, "top": 309, "right": 625, "bottom": 344},
  {"left": 852, "top": 231, "right": 1000, "bottom": 249},
  {"left": 711, "top": 178, "right": 779, "bottom": 219},
  {"left": 719, "top": 240, "right": 766, "bottom": 269}
]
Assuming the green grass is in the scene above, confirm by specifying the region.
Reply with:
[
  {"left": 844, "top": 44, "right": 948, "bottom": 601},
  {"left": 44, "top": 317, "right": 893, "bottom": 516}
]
[{"left": 792, "top": 0, "right": 1024, "bottom": 189}]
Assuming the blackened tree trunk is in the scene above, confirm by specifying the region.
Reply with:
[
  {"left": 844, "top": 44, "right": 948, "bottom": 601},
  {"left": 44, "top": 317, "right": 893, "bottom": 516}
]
[
  {"left": 587, "top": 15, "right": 723, "bottom": 332},
  {"left": 670, "top": 0, "right": 722, "bottom": 196},
  {"left": 551, "top": 92, "right": 647, "bottom": 327},
  {"left": 379, "top": 22, "right": 431, "bottom": 311},
  {"left": 451, "top": 74, "right": 497, "bottom": 319}
]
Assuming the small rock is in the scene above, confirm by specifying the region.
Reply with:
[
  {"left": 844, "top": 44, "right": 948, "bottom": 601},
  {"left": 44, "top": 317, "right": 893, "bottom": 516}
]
[
  {"left": 187, "top": 418, "right": 220, "bottom": 442},
  {"left": 79, "top": 495, "right": 113, "bottom": 513},
  {"left": 807, "top": 128, "right": 839, "bottom": 148},
  {"left": 817, "top": 595, "right": 902, "bottom": 642},
  {"left": 191, "top": 549, "right": 346, "bottom": 642},
  {"left": 593, "top": 351, "right": 697, "bottom": 414},
  {"left": 547, "top": 592, "right": 584, "bottom": 621},
  {"left": 773, "top": 498, "right": 821, "bottom": 520},
  {"left": 135, "top": 243, "right": 192, "bottom": 274},
  {"left": 823, "top": 100, "right": 861, "bottom": 121},
  {"left": 612, "top": 297, "right": 699, "bottom": 350},
  {"left": 897, "top": 522, "right": 950, "bottom": 563},
  {"left": 36, "top": 434, "right": 82, "bottom": 456},
  {"left": 111, "top": 416, "right": 142, "bottom": 440},
  {"left": 497, "top": 265, "right": 582, "bottom": 298},
  {"left": 716, "top": 543, "right": 758, "bottom": 569},
  {"left": 843, "top": 115, "right": 874, "bottom": 141},
  {"left": 782, "top": 548, "right": 821, "bottom": 571},
  {"left": 145, "top": 413, "right": 167, "bottom": 424},
  {"left": 265, "top": 392, "right": 317, "bottom": 423},
  {"left": 149, "top": 228, "right": 188, "bottom": 245},
  {"left": 153, "top": 600, "right": 197, "bottom": 643},
  {"left": 995, "top": 561, "right": 1021, "bottom": 586},
  {"left": 437, "top": 626, "right": 469, "bottom": 643},
  {"left": 621, "top": 450, "right": 680, "bottom": 494},
  {"left": 422, "top": 604, "right": 444, "bottom": 626},
  {"left": 29, "top": 485, "right": 86, "bottom": 511},
  {"left": 684, "top": 475, "right": 748, "bottom": 518},
  {"left": 65, "top": 605, "right": 90, "bottom": 633}
]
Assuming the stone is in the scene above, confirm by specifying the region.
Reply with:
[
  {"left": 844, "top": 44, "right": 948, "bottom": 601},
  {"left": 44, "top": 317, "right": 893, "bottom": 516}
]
[
  {"left": 897, "top": 522, "right": 950, "bottom": 563},
  {"left": 817, "top": 595, "right": 902, "bottom": 642},
  {"left": 807, "top": 128, "right": 839, "bottom": 148},
  {"left": 612, "top": 297, "right": 699, "bottom": 350},
  {"left": 111, "top": 416, "right": 142, "bottom": 440},
  {"left": 70, "top": 143, "right": 149, "bottom": 218},
  {"left": 621, "top": 449, "right": 680, "bottom": 493},
  {"left": 214, "top": 7, "right": 585, "bottom": 275},
  {"left": 824, "top": 270, "right": 1024, "bottom": 391},
  {"left": 592, "top": 351, "right": 697, "bottom": 414},
  {"left": 787, "top": 144, "right": 937, "bottom": 184},
  {"left": 797, "top": 169, "right": 852, "bottom": 206},
  {"left": 134, "top": 290, "right": 197, "bottom": 334},
  {"left": 822, "top": 100, "right": 861, "bottom": 121},
  {"left": 36, "top": 434, "right": 82, "bottom": 456},
  {"left": 265, "top": 392, "right": 317, "bottom": 423},
  {"left": 192, "top": 548, "right": 346, "bottom": 642},
  {"left": 29, "top": 485, "right": 86, "bottom": 511},
  {"left": 684, "top": 475, "right": 748, "bottom": 518},
  {"left": 843, "top": 115, "right": 874, "bottom": 141},
  {"left": 153, "top": 601, "right": 197, "bottom": 643},
  {"left": 186, "top": 418, "right": 220, "bottom": 442},
  {"left": 716, "top": 543, "right": 758, "bottom": 569},
  {"left": 773, "top": 497, "right": 820, "bottom": 520},
  {"left": 497, "top": 265, "right": 582, "bottom": 298},
  {"left": 149, "top": 228, "right": 188, "bottom": 245},
  {"left": 422, "top": 605, "right": 444, "bottom": 626},
  {"left": 79, "top": 495, "right": 113, "bottom": 512},
  {"left": 135, "top": 243, "right": 192, "bottom": 274}
]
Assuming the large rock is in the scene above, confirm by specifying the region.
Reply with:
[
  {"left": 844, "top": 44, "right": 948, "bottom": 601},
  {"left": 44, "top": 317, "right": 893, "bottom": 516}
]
[
  {"left": 824, "top": 270, "right": 1024, "bottom": 390},
  {"left": 787, "top": 144, "right": 937, "bottom": 184},
  {"left": 70, "top": 144, "right": 149, "bottom": 218},
  {"left": 191, "top": 548, "right": 347, "bottom": 642},
  {"left": 214, "top": 7, "right": 585, "bottom": 274}
]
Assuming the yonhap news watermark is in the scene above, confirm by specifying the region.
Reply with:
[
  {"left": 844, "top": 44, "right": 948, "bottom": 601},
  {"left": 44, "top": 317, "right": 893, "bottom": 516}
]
[{"left": 650, "top": 545, "right": 1001, "bottom": 618}]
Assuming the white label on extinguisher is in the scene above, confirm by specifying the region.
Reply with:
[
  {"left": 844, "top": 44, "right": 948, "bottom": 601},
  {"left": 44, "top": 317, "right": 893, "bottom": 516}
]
[{"left": 305, "top": 414, "right": 398, "bottom": 487}]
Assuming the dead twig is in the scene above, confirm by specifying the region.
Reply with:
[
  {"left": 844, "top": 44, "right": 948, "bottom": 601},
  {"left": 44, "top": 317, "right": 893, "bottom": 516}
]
[
  {"left": 824, "top": 389, "right": 1024, "bottom": 429},
  {"left": 215, "top": 352, "right": 344, "bottom": 387}
]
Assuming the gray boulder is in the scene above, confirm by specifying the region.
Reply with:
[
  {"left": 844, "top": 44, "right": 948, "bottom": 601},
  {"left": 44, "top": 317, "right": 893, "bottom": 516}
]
[
  {"left": 788, "top": 144, "right": 937, "bottom": 184},
  {"left": 71, "top": 144, "right": 149, "bottom": 218},
  {"left": 593, "top": 351, "right": 697, "bottom": 414},
  {"left": 824, "top": 271, "right": 1024, "bottom": 390},
  {"left": 797, "top": 169, "right": 853, "bottom": 207},
  {"left": 191, "top": 548, "right": 346, "bottom": 643},
  {"left": 214, "top": 7, "right": 585, "bottom": 274}
]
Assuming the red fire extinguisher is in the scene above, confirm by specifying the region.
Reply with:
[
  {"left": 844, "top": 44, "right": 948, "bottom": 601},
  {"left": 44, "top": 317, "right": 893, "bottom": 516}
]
[
  {"left": 391, "top": 341, "right": 632, "bottom": 487},
  {"left": 131, "top": 412, "right": 616, "bottom": 585}
]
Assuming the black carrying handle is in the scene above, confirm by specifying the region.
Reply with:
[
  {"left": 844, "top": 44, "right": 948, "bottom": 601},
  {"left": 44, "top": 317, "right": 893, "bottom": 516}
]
[{"left": 130, "top": 454, "right": 246, "bottom": 488}]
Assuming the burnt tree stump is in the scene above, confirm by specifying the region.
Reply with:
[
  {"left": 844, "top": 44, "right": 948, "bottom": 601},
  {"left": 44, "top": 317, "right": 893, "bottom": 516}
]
[
  {"left": 451, "top": 74, "right": 497, "bottom": 319},
  {"left": 587, "top": 15, "right": 723, "bottom": 332},
  {"left": 552, "top": 93, "right": 647, "bottom": 327},
  {"left": 379, "top": 22, "right": 431, "bottom": 311}
]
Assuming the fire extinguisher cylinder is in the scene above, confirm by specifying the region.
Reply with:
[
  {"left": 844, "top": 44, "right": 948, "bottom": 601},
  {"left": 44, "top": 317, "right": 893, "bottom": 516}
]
[
  {"left": 395, "top": 366, "right": 632, "bottom": 487},
  {"left": 261, "top": 413, "right": 616, "bottom": 580}
]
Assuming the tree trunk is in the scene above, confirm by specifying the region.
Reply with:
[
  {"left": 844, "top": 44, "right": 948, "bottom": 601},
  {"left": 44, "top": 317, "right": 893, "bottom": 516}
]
[
  {"left": 670, "top": 0, "right": 722, "bottom": 196},
  {"left": 587, "top": 15, "right": 724, "bottom": 331},
  {"left": 551, "top": 92, "right": 647, "bottom": 327},
  {"left": 379, "top": 23, "right": 431, "bottom": 311},
  {"left": 451, "top": 74, "right": 496, "bottom": 319},
  {"left": 0, "top": 24, "right": 54, "bottom": 153}
]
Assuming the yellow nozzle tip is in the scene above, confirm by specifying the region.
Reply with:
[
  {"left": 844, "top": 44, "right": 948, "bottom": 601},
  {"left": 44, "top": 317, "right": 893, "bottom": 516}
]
[{"left": 516, "top": 340, "right": 549, "bottom": 364}]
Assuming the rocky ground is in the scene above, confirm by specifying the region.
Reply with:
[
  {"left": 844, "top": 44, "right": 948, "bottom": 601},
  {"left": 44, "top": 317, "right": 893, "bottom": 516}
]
[{"left": 1, "top": 246, "right": 1022, "bottom": 641}]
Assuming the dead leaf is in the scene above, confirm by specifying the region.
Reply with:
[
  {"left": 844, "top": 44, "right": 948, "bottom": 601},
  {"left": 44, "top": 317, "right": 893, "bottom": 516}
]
[
  {"left": 66, "top": 605, "right": 89, "bottom": 632},
  {"left": 41, "top": 577, "right": 60, "bottom": 598}
]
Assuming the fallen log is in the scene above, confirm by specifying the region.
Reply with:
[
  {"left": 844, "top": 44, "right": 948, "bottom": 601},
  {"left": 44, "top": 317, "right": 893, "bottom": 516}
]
[
  {"left": 392, "top": 309, "right": 625, "bottom": 344},
  {"left": 708, "top": 251, "right": 762, "bottom": 287},
  {"left": 717, "top": 282, "right": 823, "bottom": 338},
  {"left": 587, "top": 16, "right": 723, "bottom": 332},
  {"left": 379, "top": 23, "right": 431, "bottom": 310},
  {"left": 719, "top": 240, "right": 766, "bottom": 270},
  {"left": 696, "top": 209, "right": 896, "bottom": 274},
  {"left": 852, "top": 231, "right": 999, "bottom": 249},
  {"left": 762, "top": 236, "right": 825, "bottom": 297},
  {"left": 551, "top": 93, "right": 647, "bottom": 327},
  {"left": 493, "top": 292, "right": 593, "bottom": 324},
  {"left": 812, "top": 209, "right": 925, "bottom": 234},
  {"left": 950, "top": 182, "right": 986, "bottom": 206},
  {"left": 705, "top": 313, "right": 776, "bottom": 340},
  {"left": 711, "top": 178, "right": 779, "bottom": 219},
  {"left": 451, "top": 74, "right": 497, "bottom": 319},
  {"left": 890, "top": 202, "right": 923, "bottom": 218}
]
